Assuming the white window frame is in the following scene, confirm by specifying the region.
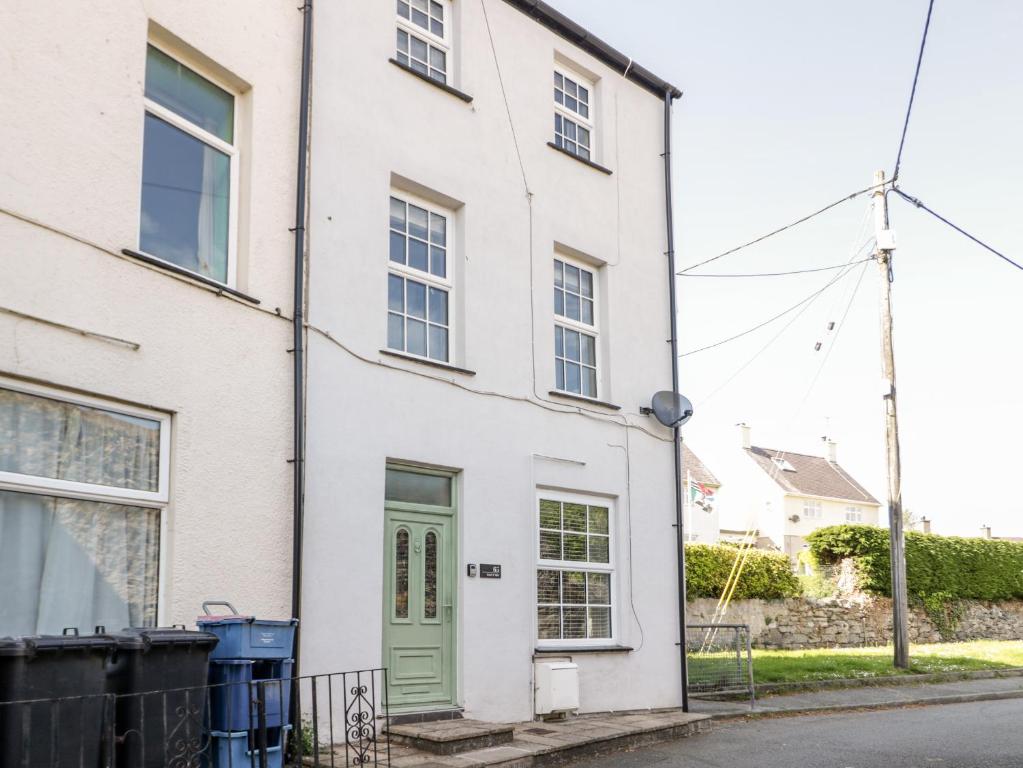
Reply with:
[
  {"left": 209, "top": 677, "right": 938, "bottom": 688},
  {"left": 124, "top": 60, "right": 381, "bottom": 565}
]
[
  {"left": 387, "top": 191, "right": 455, "bottom": 364},
  {"left": 802, "top": 498, "right": 823, "bottom": 520},
  {"left": 139, "top": 41, "right": 240, "bottom": 288},
  {"left": 0, "top": 376, "right": 171, "bottom": 625},
  {"left": 845, "top": 505, "right": 863, "bottom": 522},
  {"left": 535, "top": 490, "right": 616, "bottom": 649},
  {"left": 554, "top": 255, "right": 600, "bottom": 399},
  {"left": 396, "top": 0, "right": 453, "bottom": 84},
  {"left": 0, "top": 377, "right": 171, "bottom": 506},
  {"left": 553, "top": 67, "right": 595, "bottom": 161}
]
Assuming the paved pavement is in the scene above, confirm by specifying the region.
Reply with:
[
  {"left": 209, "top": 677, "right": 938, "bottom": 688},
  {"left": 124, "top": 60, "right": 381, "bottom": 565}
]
[
  {"left": 690, "top": 674, "right": 1023, "bottom": 717},
  {"left": 569, "top": 698, "right": 1023, "bottom": 768}
]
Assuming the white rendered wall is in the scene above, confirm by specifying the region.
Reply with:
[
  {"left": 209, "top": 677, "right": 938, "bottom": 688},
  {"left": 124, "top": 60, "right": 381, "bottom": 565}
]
[
  {"left": 0, "top": 1, "right": 301, "bottom": 624},
  {"left": 304, "top": 0, "right": 679, "bottom": 722}
]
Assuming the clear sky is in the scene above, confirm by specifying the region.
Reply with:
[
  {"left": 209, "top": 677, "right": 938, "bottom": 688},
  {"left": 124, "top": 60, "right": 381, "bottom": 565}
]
[{"left": 546, "top": 0, "right": 1022, "bottom": 536}]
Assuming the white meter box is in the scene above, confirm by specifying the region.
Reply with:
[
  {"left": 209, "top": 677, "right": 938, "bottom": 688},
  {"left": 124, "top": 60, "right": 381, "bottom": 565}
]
[{"left": 534, "top": 661, "right": 579, "bottom": 715}]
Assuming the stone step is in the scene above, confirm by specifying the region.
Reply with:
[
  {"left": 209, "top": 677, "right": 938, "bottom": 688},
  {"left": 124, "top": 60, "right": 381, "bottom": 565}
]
[{"left": 385, "top": 719, "right": 516, "bottom": 755}]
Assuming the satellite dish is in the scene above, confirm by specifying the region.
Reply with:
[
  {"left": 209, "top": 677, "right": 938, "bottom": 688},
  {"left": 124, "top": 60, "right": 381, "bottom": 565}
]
[{"left": 650, "top": 391, "right": 693, "bottom": 428}]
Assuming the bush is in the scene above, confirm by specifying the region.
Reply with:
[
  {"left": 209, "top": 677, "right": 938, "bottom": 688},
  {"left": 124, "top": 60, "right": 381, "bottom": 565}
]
[
  {"left": 806, "top": 524, "right": 1023, "bottom": 601},
  {"left": 685, "top": 543, "right": 801, "bottom": 600}
]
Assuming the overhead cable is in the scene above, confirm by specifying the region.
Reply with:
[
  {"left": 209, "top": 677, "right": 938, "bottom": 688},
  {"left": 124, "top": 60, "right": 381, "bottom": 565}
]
[
  {"left": 680, "top": 256, "right": 873, "bottom": 279},
  {"left": 679, "top": 253, "right": 867, "bottom": 357},
  {"left": 892, "top": 0, "right": 937, "bottom": 181},
  {"left": 793, "top": 259, "right": 872, "bottom": 415},
  {"left": 893, "top": 188, "right": 1022, "bottom": 272},
  {"left": 676, "top": 181, "right": 886, "bottom": 275},
  {"left": 692, "top": 206, "right": 875, "bottom": 404}
]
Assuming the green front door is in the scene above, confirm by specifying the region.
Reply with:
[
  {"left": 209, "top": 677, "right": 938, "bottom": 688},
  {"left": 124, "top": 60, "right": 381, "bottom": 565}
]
[{"left": 383, "top": 468, "right": 456, "bottom": 710}]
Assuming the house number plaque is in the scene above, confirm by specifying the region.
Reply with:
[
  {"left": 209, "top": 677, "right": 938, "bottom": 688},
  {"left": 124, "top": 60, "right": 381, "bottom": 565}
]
[{"left": 480, "top": 564, "right": 502, "bottom": 579}]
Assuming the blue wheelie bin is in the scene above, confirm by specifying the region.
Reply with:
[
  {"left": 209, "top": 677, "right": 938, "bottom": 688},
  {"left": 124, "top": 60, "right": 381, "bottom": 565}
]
[{"left": 198, "top": 602, "right": 298, "bottom": 768}]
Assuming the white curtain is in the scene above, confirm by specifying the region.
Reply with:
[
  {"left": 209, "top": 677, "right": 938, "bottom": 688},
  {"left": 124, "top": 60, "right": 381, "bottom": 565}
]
[
  {"left": 0, "top": 390, "right": 161, "bottom": 636},
  {"left": 195, "top": 142, "right": 229, "bottom": 281}
]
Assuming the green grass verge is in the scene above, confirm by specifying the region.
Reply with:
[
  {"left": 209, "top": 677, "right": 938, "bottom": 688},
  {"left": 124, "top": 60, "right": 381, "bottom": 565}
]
[{"left": 748, "top": 640, "right": 1023, "bottom": 683}]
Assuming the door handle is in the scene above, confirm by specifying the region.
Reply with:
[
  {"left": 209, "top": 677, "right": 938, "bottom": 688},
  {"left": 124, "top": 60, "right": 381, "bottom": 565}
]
[{"left": 443, "top": 604, "right": 453, "bottom": 623}]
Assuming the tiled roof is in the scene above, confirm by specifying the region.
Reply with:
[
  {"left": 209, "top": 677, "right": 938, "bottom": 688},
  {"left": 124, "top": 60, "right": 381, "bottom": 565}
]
[
  {"left": 745, "top": 446, "right": 880, "bottom": 505},
  {"left": 683, "top": 444, "right": 720, "bottom": 487}
]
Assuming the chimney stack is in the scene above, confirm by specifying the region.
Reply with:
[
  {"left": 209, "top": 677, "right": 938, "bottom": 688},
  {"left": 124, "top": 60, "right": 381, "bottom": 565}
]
[
  {"left": 921, "top": 517, "right": 931, "bottom": 534},
  {"left": 738, "top": 423, "right": 751, "bottom": 450},
  {"left": 981, "top": 525, "right": 992, "bottom": 539},
  {"left": 823, "top": 436, "right": 837, "bottom": 463}
]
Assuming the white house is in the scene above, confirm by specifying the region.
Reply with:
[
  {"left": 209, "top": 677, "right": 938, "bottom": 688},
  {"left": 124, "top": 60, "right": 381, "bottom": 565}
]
[
  {"left": 683, "top": 444, "right": 721, "bottom": 544},
  {"left": 1, "top": 0, "right": 691, "bottom": 727},
  {"left": 727, "top": 425, "right": 882, "bottom": 564},
  {"left": 301, "top": 0, "right": 685, "bottom": 723},
  {"left": 0, "top": 2, "right": 301, "bottom": 634}
]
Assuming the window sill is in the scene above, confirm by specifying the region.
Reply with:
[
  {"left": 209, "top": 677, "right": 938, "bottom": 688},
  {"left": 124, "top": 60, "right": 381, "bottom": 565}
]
[
  {"left": 548, "top": 390, "right": 621, "bottom": 411},
  {"left": 534, "top": 646, "right": 634, "bottom": 655},
  {"left": 388, "top": 59, "right": 474, "bottom": 103},
  {"left": 546, "top": 142, "right": 613, "bottom": 175},
  {"left": 380, "top": 349, "right": 477, "bottom": 376},
  {"left": 121, "top": 249, "right": 261, "bottom": 305}
]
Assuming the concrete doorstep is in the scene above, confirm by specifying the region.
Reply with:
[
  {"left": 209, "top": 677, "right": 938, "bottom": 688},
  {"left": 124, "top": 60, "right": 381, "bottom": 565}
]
[{"left": 315, "top": 710, "right": 712, "bottom": 767}]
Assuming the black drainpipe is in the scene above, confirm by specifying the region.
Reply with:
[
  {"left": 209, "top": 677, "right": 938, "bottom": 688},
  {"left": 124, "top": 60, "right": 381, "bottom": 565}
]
[
  {"left": 291, "top": 0, "right": 313, "bottom": 669},
  {"left": 663, "top": 88, "right": 689, "bottom": 713}
]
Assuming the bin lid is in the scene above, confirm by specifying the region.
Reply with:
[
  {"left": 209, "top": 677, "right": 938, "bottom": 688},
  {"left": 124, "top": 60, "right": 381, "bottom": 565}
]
[
  {"left": 0, "top": 638, "right": 27, "bottom": 657},
  {"left": 113, "top": 628, "right": 219, "bottom": 651},
  {"left": 0, "top": 634, "right": 116, "bottom": 656},
  {"left": 197, "top": 616, "right": 298, "bottom": 627}
]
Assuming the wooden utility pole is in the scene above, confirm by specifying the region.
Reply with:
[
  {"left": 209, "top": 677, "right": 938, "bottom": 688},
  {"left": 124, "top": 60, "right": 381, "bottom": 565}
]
[{"left": 873, "top": 170, "right": 910, "bottom": 669}]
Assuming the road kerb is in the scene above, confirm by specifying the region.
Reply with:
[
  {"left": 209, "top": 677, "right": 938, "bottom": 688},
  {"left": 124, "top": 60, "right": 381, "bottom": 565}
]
[{"left": 708, "top": 688, "right": 1023, "bottom": 722}]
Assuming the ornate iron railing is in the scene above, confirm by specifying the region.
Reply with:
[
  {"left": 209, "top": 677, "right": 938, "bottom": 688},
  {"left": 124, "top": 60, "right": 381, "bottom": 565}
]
[{"left": 0, "top": 668, "right": 389, "bottom": 767}]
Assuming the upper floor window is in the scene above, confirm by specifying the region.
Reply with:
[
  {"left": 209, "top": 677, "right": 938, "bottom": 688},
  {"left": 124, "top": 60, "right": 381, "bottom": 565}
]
[
  {"left": 140, "top": 45, "right": 237, "bottom": 285},
  {"left": 845, "top": 506, "right": 863, "bottom": 522},
  {"left": 553, "top": 69, "right": 593, "bottom": 161},
  {"left": 396, "top": 0, "right": 451, "bottom": 84},
  {"left": 802, "top": 499, "right": 823, "bottom": 519},
  {"left": 554, "top": 258, "right": 598, "bottom": 398},
  {"left": 388, "top": 195, "right": 451, "bottom": 362},
  {"left": 771, "top": 457, "right": 796, "bottom": 472}
]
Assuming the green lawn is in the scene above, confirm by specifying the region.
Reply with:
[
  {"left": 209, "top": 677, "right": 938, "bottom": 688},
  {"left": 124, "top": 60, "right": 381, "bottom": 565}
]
[{"left": 749, "top": 640, "right": 1023, "bottom": 684}]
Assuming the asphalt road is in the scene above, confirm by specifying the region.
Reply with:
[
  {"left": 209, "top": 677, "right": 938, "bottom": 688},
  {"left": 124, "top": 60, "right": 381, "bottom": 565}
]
[{"left": 571, "top": 700, "right": 1023, "bottom": 768}]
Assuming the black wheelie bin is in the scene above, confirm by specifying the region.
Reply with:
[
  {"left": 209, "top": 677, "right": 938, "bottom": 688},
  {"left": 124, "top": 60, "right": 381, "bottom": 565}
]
[
  {"left": 105, "top": 626, "right": 219, "bottom": 767},
  {"left": 0, "top": 630, "right": 115, "bottom": 767}
]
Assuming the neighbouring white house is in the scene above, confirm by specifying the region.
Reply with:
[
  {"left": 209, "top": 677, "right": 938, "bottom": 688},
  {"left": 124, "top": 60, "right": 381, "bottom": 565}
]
[
  {"left": 726, "top": 424, "right": 882, "bottom": 564},
  {"left": 683, "top": 444, "right": 721, "bottom": 544},
  {"left": 301, "top": 0, "right": 684, "bottom": 723},
  {"left": 0, "top": 3, "right": 302, "bottom": 634}
]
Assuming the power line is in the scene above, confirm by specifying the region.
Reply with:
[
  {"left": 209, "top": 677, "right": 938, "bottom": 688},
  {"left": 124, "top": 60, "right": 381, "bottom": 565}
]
[
  {"left": 794, "top": 259, "right": 872, "bottom": 415},
  {"left": 892, "top": 188, "right": 1023, "bottom": 272},
  {"left": 892, "top": 0, "right": 936, "bottom": 182},
  {"left": 679, "top": 249, "right": 869, "bottom": 357},
  {"left": 679, "top": 256, "right": 873, "bottom": 279},
  {"left": 693, "top": 277, "right": 833, "bottom": 406},
  {"left": 676, "top": 181, "right": 886, "bottom": 275},
  {"left": 692, "top": 208, "right": 875, "bottom": 402}
]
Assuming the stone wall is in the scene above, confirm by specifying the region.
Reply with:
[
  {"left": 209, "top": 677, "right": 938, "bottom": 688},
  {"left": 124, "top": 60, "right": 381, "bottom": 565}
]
[{"left": 688, "top": 595, "right": 1023, "bottom": 649}]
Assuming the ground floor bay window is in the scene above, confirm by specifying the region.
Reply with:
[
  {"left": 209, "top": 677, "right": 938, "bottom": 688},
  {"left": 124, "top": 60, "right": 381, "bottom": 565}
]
[{"left": 0, "top": 381, "right": 169, "bottom": 636}]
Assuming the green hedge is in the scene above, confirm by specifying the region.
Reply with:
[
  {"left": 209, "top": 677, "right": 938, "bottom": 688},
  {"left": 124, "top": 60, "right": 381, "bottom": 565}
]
[
  {"left": 807, "top": 524, "right": 1023, "bottom": 601},
  {"left": 685, "top": 543, "right": 801, "bottom": 600}
]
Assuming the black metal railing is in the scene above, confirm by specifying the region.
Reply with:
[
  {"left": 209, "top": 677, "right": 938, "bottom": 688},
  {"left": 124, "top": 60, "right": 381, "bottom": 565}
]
[{"left": 0, "top": 668, "right": 389, "bottom": 767}]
